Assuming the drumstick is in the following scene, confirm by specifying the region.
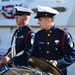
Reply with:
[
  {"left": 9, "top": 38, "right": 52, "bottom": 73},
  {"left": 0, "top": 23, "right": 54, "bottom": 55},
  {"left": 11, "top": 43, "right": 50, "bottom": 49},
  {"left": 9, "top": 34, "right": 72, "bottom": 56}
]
[
  {"left": 6, "top": 51, "right": 11, "bottom": 56},
  {"left": 0, "top": 51, "right": 11, "bottom": 64},
  {"left": 0, "top": 50, "right": 12, "bottom": 68}
]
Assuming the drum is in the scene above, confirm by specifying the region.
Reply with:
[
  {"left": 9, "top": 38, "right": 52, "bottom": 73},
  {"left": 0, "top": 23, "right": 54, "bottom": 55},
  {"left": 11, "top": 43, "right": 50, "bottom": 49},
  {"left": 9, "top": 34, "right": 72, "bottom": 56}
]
[
  {"left": 0, "top": 54, "right": 8, "bottom": 74},
  {"left": 29, "top": 56, "right": 64, "bottom": 75},
  {"left": 1, "top": 66, "right": 35, "bottom": 75},
  {"left": 1, "top": 66, "right": 52, "bottom": 75},
  {"left": 0, "top": 66, "right": 8, "bottom": 75}
]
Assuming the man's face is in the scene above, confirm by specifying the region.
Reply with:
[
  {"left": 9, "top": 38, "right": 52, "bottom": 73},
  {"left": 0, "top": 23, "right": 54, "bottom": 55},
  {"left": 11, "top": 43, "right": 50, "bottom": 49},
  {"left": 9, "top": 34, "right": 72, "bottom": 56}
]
[
  {"left": 15, "top": 15, "right": 26, "bottom": 27},
  {"left": 38, "top": 17, "right": 48, "bottom": 30}
]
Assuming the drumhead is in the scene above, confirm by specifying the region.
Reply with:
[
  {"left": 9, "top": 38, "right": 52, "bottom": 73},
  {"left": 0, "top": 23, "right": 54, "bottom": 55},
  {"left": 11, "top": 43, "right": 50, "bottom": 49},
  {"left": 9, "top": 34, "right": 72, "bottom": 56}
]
[
  {"left": 1, "top": 66, "right": 53, "bottom": 75},
  {"left": 2, "top": 67, "right": 35, "bottom": 75}
]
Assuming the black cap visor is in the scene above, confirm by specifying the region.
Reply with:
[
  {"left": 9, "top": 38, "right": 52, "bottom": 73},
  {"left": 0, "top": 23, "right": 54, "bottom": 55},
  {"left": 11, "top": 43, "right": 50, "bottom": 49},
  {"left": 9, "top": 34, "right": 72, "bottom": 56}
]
[{"left": 34, "top": 12, "right": 55, "bottom": 18}]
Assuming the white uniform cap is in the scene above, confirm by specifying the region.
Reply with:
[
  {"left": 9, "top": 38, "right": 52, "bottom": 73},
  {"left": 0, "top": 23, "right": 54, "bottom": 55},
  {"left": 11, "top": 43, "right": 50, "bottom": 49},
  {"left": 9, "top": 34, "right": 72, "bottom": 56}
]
[
  {"left": 37, "top": 5, "right": 59, "bottom": 14},
  {"left": 14, "top": 6, "right": 33, "bottom": 16},
  {"left": 34, "top": 5, "right": 59, "bottom": 18}
]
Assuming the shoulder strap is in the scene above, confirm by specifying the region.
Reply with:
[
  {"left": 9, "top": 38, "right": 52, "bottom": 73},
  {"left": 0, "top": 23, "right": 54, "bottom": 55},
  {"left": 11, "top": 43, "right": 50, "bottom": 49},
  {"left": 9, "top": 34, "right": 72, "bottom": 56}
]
[
  {"left": 24, "top": 30, "right": 32, "bottom": 43},
  {"left": 62, "top": 33, "right": 66, "bottom": 53}
]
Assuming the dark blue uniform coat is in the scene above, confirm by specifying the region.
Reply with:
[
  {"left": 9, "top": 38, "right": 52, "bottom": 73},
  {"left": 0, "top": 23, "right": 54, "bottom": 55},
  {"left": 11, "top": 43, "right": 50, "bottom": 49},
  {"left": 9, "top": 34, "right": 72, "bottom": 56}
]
[
  {"left": 7, "top": 25, "right": 35, "bottom": 66},
  {"left": 31, "top": 26, "right": 75, "bottom": 75}
]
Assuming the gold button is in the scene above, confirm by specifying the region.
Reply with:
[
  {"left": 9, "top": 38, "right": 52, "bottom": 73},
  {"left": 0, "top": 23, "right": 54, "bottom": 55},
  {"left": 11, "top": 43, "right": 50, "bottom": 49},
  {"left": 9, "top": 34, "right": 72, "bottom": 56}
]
[
  {"left": 50, "top": 31, "right": 52, "bottom": 33},
  {"left": 39, "top": 48, "right": 41, "bottom": 50},
  {"left": 47, "top": 60, "right": 49, "bottom": 62},
  {"left": 45, "top": 14, "right": 47, "bottom": 16},
  {"left": 21, "top": 35, "right": 24, "bottom": 38},
  {"left": 47, "top": 51, "right": 49, "bottom": 53},
  {"left": 47, "top": 42, "right": 50, "bottom": 45},
  {"left": 48, "top": 34, "right": 50, "bottom": 36},
  {"left": 55, "top": 48, "right": 58, "bottom": 50}
]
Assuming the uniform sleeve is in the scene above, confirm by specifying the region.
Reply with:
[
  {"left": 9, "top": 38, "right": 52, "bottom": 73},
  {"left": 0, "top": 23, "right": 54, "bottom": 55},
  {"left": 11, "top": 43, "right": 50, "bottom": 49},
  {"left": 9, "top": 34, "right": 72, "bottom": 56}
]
[
  {"left": 30, "top": 34, "right": 40, "bottom": 57},
  {"left": 57, "top": 32, "right": 75, "bottom": 70},
  {"left": 13, "top": 32, "right": 35, "bottom": 66}
]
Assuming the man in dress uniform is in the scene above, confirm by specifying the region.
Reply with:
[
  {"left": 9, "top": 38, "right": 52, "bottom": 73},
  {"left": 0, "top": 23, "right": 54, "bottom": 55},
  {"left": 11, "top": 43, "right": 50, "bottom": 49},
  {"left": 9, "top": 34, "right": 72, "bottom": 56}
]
[
  {"left": 31, "top": 5, "right": 75, "bottom": 75},
  {"left": 0, "top": 6, "right": 35, "bottom": 67}
]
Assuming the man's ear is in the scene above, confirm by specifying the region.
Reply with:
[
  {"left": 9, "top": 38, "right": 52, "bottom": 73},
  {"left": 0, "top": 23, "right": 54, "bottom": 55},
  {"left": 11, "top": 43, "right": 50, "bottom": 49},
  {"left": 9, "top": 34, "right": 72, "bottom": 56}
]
[{"left": 47, "top": 18, "right": 51, "bottom": 23}]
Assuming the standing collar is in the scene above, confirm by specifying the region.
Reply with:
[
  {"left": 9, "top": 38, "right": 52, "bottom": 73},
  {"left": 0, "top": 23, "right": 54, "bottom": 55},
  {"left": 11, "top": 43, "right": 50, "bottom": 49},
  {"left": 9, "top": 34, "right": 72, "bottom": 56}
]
[
  {"left": 46, "top": 25, "right": 56, "bottom": 33},
  {"left": 18, "top": 25, "right": 29, "bottom": 29},
  {"left": 17, "top": 25, "right": 30, "bottom": 32}
]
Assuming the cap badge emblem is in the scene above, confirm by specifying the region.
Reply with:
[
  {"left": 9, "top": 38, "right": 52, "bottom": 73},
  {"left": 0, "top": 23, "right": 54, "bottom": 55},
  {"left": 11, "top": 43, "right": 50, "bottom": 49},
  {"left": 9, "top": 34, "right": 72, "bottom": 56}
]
[{"left": 45, "top": 14, "right": 47, "bottom": 16}]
